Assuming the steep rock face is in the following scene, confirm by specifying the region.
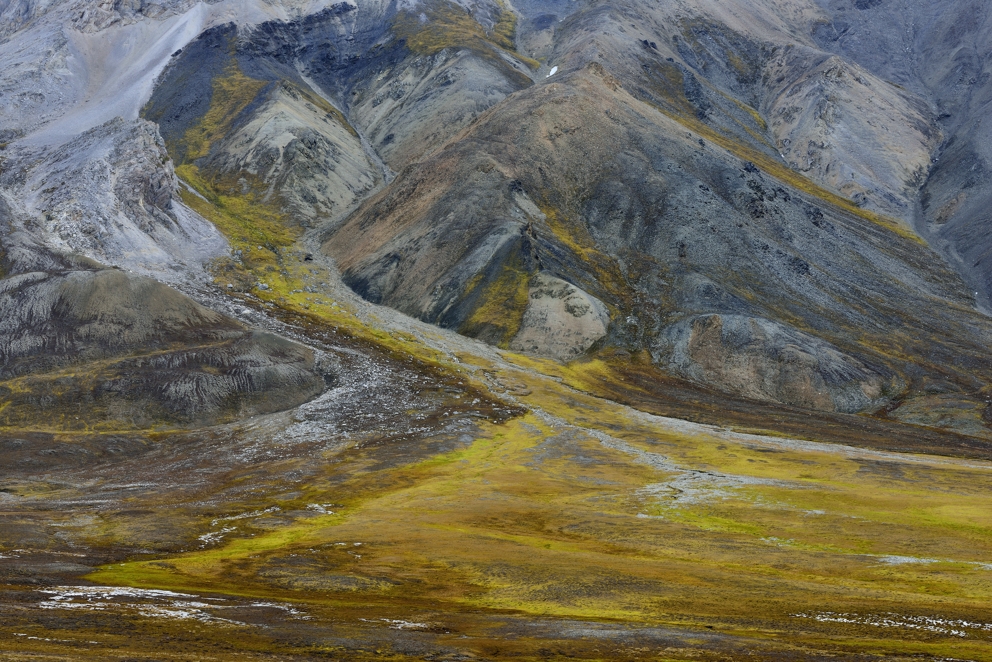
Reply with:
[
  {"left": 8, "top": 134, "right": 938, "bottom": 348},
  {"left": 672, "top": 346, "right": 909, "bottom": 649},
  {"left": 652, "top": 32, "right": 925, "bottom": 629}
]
[
  {"left": 195, "top": 80, "right": 381, "bottom": 226},
  {"left": 764, "top": 48, "right": 940, "bottom": 218},
  {"left": 0, "top": 0, "right": 65, "bottom": 39},
  {"left": 236, "top": 0, "right": 534, "bottom": 170},
  {"left": 808, "top": 0, "right": 992, "bottom": 307},
  {"left": 0, "top": 266, "right": 327, "bottom": 430},
  {"left": 0, "top": 0, "right": 430, "bottom": 275},
  {"left": 141, "top": 0, "right": 533, "bottom": 229},
  {"left": 2, "top": 0, "right": 535, "bottom": 274},
  {"left": 69, "top": 0, "right": 221, "bottom": 33},
  {"left": 326, "top": 158, "right": 536, "bottom": 333},
  {"left": 509, "top": 0, "right": 944, "bottom": 231},
  {"left": 0, "top": 117, "right": 228, "bottom": 277},
  {"left": 0, "top": 19, "right": 75, "bottom": 139},
  {"left": 512, "top": 0, "right": 581, "bottom": 65},
  {"left": 346, "top": 47, "right": 530, "bottom": 170},
  {"left": 657, "top": 314, "right": 889, "bottom": 413}
]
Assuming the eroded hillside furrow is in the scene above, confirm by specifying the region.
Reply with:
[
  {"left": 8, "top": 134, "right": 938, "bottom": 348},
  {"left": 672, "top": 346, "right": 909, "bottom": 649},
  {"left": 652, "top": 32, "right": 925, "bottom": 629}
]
[{"left": 297, "top": 69, "right": 396, "bottom": 191}]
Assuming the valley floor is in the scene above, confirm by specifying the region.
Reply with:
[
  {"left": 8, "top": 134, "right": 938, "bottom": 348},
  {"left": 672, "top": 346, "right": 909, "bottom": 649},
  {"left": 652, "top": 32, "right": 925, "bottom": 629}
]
[{"left": 2, "top": 282, "right": 992, "bottom": 661}]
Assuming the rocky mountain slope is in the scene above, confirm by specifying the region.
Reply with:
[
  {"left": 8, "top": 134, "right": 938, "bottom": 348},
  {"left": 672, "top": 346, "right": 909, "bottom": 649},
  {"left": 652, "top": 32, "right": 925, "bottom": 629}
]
[
  {"left": 315, "top": 0, "right": 992, "bottom": 427},
  {"left": 810, "top": 0, "right": 992, "bottom": 305},
  {"left": 1, "top": 0, "right": 991, "bottom": 431},
  {"left": 0, "top": 196, "right": 327, "bottom": 430}
]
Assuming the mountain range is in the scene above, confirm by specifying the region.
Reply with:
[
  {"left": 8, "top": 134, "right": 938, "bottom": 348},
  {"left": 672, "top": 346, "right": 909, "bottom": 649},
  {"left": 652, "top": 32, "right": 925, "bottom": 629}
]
[{"left": 2, "top": 0, "right": 992, "bottom": 659}]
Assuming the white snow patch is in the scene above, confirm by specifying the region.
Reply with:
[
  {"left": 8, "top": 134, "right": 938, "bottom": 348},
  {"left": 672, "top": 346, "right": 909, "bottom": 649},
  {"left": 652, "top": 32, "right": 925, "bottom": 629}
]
[
  {"left": 13, "top": 633, "right": 89, "bottom": 644},
  {"left": 38, "top": 586, "right": 241, "bottom": 624},
  {"left": 546, "top": 65, "right": 558, "bottom": 77},
  {"left": 792, "top": 611, "right": 992, "bottom": 638},
  {"left": 876, "top": 554, "right": 940, "bottom": 565},
  {"left": 360, "top": 617, "right": 433, "bottom": 630},
  {"left": 872, "top": 554, "right": 992, "bottom": 570},
  {"left": 211, "top": 507, "right": 281, "bottom": 526},
  {"left": 198, "top": 526, "right": 237, "bottom": 547},
  {"left": 37, "top": 585, "right": 309, "bottom": 624}
]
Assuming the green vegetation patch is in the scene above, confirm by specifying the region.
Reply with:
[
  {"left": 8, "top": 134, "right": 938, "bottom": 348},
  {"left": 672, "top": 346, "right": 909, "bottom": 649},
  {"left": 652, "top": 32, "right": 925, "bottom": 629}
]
[
  {"left": 180, "top": 63, "right": 268, "bottom": 163},
  {"left": 394, "top": 0, "right": 538, "bottom": 77},
  {"left": 491, "top": 8, "right": 517, "bottom": 51},
  {"left": 459, "top": 254, "right": 531, "bottom": 347},
  {"left": 68, "top": 24, "right": 992, "bottom": 660},
  {"left": 86, "top": 402, "right": 992, "bottom": 660},
  {"left": 178, "top": 165, "right": 295, "bottom": 250},
  {"left": 162, "top": 50, "right": 303, "bottom": 263}
]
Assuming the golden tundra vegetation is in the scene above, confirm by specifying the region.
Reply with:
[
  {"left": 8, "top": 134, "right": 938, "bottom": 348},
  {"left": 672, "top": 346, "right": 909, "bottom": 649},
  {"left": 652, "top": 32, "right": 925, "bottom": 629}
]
[
  {"left": 394, "top": 0, "right": 539, "bottom": 81},
  {"left": 7, "top": 254, "right": 992, "bottom": 661}
]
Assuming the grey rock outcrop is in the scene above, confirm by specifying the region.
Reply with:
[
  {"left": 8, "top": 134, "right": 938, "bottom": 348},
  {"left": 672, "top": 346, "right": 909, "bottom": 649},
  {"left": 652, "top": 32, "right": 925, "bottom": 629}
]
[
  {"left": 656, "top": 314, "right": 889, "bottom": 413},
  {"left": 0, "top": 117, "right": 228, "bottom": 279},
  {"left": 0, "top": 266, "right": 326, "bottom": 429},
  {"left": 510, "top": 273, "right": 609, "bottom": 361},
  {"left": 195, "top": 81, "right": 381, "bottom": 226},
  {"left": 808, "top": 0, "right": 992, "bottom": 308},
  {"left": 764, "top": 47, "right": 940, "bottom": 218}
]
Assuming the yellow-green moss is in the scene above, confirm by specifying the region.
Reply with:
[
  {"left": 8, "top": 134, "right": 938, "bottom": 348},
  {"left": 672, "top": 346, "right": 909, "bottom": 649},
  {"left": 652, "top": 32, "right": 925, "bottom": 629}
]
[
  {"left": 168, "top": 56, "right": 300, "bottom": 253},
  {"left": 727, "top": 52, "right": 749, "bottom": 77},
  {"left": 394, "top": 0, "right": 537, "bottom": 77},
  {"left": 180, "top": 64, "right": 267, "bottom": 162},
  {"left": 178, "top": 165, "right": 295, "bottom": 250},
  {"left": 491, "top": 2, "right": 517, "bottom": 51},
  {"left": 727, "top": 94, "right": 768, "bottom": 132},
  {"left": 459, "top": 257, "right": 530, "bottom": 347},
  {"left": 64, "top": 34, "right": 992, "bottom": 659},
  {"left": 536, "top": 204, "right": 633, "bottom": 317},
  {"left": 86, "top": 400, "right": 992, "bottom": 660}
]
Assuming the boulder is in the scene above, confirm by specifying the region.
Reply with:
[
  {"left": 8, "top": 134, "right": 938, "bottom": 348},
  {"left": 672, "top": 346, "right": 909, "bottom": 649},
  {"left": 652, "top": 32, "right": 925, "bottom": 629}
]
[{"left": 510, "top": 272, "right": 609, "bottom": 361}]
